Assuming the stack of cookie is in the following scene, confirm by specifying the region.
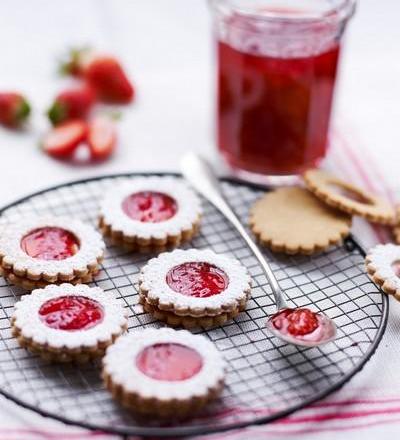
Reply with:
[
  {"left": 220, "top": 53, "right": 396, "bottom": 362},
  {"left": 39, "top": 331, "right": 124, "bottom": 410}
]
[
  {"left": 250, "top": 169, "right": 396, "bottom": 255},
  {"left": 139, "top": 249, "right": 252, "bottom": 329},
  {"left": 0, "top": 216, "right": 105, "bottom": 290}
]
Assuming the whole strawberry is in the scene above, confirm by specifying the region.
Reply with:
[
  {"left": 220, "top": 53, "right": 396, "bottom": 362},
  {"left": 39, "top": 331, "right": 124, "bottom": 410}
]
[
  {"left": 47, "top": 85, "right": 95, "bottom": 125},
  {"left": 0, "top": 92, "right": 31, "bottom": 128},
  {"left": 61, "top": 48, "right": 134, "bottom": 104}
]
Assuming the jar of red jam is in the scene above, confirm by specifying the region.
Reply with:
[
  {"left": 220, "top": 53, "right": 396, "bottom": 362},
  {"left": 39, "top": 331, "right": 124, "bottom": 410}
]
[{"left": 210, "top": 0, "right": 356, "bottom": 183}]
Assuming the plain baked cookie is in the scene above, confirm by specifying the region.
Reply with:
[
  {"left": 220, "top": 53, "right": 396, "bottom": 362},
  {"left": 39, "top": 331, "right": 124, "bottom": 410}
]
[
  {"left": 249, "top": 187, "right": 352, "bottom": 255},
  {"left": 303, "top": 169, "right": 395, "bottom": 225}
]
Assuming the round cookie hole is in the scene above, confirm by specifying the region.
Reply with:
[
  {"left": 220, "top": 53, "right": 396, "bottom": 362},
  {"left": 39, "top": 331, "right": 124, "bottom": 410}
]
[
  {"left": 391, "top": 260, "right": 400, "bottom": 277},
  {"left": 166, "top": 262, "right": 229, "bottom": 298},
  {"left": 328, "top": 184, "right": 374, "bottom": 205},
  {"left": 38, "top": 295, "right": 104, "bottom": 331},
  {"left": 136, "top": 343, "right": 203, "bottom": 381},
  {"left": 21, "top": 227, "right": 80, "bottom": 261},
  {"left": 121, "top": 191, "right": 177, "bottom": 223}
]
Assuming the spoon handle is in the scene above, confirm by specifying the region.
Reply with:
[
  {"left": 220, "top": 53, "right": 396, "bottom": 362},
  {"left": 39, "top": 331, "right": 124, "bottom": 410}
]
[{"left": 180, "top": 152, "right": 287, "bottom": 311}]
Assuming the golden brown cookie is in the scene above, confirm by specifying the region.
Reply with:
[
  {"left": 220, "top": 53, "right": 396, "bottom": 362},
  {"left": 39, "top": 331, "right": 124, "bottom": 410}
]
[
  {"left": 11, "top": 284, "right": 128, "bottom": 363},
  {"left": 0, "top": 266, "right": 97, "bottom": 290},
  {"left": 249, "top": 187, "right": 352, "bottom": 255},
  {"left": 0, "top": 215, "right": 104, "bottom": 290},
  {"left": 102, "top": 328, "right": 225, "bottom": 418},
  {"left": 303, "top": 169, "right": 395, "bottom": 225},
  {"left": 138, "top": 248, "right": 251, "bottom": 329},
  {"left": 99, "top": 177, "right": 202, "bottom": 252},
  {"left": 139, "top": 294, "right": 245, "bottom": 328}
]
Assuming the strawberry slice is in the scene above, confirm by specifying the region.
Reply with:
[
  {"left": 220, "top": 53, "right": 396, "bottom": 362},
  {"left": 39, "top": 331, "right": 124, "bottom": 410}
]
[
  {"left": 47, "top": 85, "right": 95, "bottom": 125},
  {"left": 88, "top": 116, "right": 117, "bottom": 161},
  {"left": 0, "top": 92, "right": 31, "bottom": 128},
  {"left": 42, "top": 120, "right": 87, "bottom": 158}
]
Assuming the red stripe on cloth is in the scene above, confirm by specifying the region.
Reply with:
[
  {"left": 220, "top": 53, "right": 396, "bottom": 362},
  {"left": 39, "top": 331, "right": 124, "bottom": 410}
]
[{"left": 338, "top": 123, "right": 397, "bottom": 204}]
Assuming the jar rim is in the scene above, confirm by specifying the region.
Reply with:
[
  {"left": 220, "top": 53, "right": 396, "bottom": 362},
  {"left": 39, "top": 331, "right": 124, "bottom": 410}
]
[{"left": 210, "top": 0, "right": 356, "bottom": 24}]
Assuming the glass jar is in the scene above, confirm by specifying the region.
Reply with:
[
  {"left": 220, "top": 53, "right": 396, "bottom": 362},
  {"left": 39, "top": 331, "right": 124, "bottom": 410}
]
[{"left": 210, "top": 0, "right": 356, "bottom": 183}]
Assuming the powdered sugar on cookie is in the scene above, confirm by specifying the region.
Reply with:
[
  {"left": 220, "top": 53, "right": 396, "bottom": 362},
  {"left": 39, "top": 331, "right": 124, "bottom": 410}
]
[
  {"left": 139, "top": 248, "right": 251, "bottom": 315},
  {"left": 99, "top": 177, "right": 202, "bottom": 240},
  {"left": 0, "top": 216, "right": 105, "bottom": 280},
  {"left": 103, "top": 328, "right": 225, "bottom": 401},
  {"left": 366, "top": 244, "right": 400, "bottom": 299},
  {"left": 12, "top": 283, "right": 128, "bottom": 350}
]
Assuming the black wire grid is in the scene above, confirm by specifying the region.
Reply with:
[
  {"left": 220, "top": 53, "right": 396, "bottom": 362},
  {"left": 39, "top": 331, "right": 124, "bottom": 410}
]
[{"left": 0, "top": 174, "right": 388, "bottom": 438}]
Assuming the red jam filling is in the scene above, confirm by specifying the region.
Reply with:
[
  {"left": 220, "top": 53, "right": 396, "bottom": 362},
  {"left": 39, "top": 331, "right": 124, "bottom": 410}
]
[
  {"left": 136, "top": 343, "right": 203, "bottom": 381},
  {"left": 21, "top": 227, "right": 79, "bottom": 261},
  {"left": 166, "top": 262, "right": 229, "bottom": 298},
  {"left": 122, "top": 191, "right": 177, "bottom": 223},
  {"left": 271, "top": 308, "right": 319, "bottom": 337},
  {"left": 39, "top": 295, "right": 104, "bottom": 331}
]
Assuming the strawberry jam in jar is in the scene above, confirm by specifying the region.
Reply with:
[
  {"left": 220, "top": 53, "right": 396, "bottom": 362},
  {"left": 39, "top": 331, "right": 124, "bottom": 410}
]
[{"left": 211, "top": 0, "right": 355, "bottom": 182}]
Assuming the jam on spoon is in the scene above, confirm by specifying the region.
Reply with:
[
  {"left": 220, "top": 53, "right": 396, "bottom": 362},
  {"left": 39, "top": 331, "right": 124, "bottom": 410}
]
[{"left": 267, "top": 307, "right": 336, "bottom": 346}]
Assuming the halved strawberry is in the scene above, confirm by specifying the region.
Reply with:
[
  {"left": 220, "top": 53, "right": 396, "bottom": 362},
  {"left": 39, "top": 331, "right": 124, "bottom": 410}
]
[
  {"left": 0, "top": 92, "right": 31, "bottom": 128},
  {"left": 47, "top": 85, "right": 95, "bottom": 125},
  {"left": 87, "top": 115, "right": 117, "bottom": 161},
  {"left": 42, "top": 120, "right": 87, "bottom": 158}
]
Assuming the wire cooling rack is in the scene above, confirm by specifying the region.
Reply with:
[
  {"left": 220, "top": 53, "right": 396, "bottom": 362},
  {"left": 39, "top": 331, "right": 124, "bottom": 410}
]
[{"left": 0, "top": 173, "right": 388, "bottom": 438}]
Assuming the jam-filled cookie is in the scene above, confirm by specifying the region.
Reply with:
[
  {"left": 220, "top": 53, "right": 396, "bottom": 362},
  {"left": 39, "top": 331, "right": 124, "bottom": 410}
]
[
  {"left": 11, "top": 283, "right": 128, "bottom": 362},
  {"left": 366, "top": 243, "right": 400, "bottom": 302},
  {"left": 139, "top": 248, "right": 251, "bottom": 328},
  {"left": 102, "top": 328, "right": 225, "bottom": 418},
  {"left": 0, "top": 215, "right": 105, "bottom": 290},
  {"left": 99, "top": 177, "right": 202, "bottom": 252}
]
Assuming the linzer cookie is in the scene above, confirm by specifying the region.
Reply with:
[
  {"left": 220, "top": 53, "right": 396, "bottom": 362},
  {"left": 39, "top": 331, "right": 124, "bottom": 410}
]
[
  {"left": 250, "top": 187, "right": 352, "bottom": 255},
  {"left": 303, "top": 169, "right": 395, "bottom": 225},
  {"left": 99, "top": 177, "right": 202, "bottom": 252},
  {"left": 11, "top": 283, "right": 128, "bottom": 362},
  {"left": 0, "top": 216, "right": 105, "bottom": 290},
  {"left": 366, "top": 244, "right": 400, "bottom": 301},
  {"left": 102, "top": 328, "right": 225, "bottom": 418},
  {"left": 139, "top": 248, "right": 251, "bottom": 328}
]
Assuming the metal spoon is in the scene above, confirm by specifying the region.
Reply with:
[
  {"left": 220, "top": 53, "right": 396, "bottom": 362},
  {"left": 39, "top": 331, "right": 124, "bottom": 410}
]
[{"left": 180, "top": 152, "right": 336, "bottom": 347}]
